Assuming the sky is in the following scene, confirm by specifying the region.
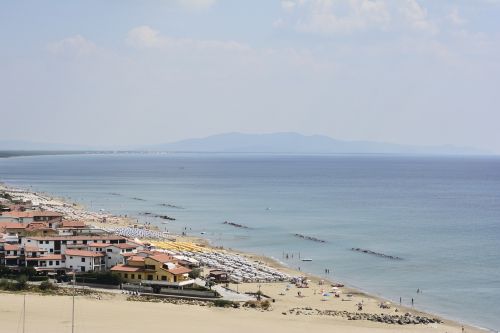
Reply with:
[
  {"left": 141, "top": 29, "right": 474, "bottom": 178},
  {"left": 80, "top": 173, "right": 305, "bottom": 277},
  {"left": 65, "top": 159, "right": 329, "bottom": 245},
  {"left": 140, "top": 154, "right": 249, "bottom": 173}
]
[{"left": 0, "top": 0, "right": 499, "bottom": 152}]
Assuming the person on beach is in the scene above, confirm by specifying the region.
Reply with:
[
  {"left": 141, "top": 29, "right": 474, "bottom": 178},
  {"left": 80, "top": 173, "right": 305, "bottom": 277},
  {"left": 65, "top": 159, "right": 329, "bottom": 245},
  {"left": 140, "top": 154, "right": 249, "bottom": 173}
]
[{"left": 411, "top": 298, "right": 414, "bottom": 306}]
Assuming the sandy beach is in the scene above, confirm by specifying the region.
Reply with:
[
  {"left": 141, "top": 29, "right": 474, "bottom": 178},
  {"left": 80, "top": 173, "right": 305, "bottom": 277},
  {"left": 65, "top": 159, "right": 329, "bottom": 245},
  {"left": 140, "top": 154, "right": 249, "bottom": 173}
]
[
  {"left": 0, "top": 292, "right": 482, "bottom": 333},
  {"left": 0, "top": 184, "right": 487, "bottom": 332}
]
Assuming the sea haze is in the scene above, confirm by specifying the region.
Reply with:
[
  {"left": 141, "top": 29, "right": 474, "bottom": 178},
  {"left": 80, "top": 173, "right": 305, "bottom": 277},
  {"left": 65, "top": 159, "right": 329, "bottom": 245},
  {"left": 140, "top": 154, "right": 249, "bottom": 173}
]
[{"left": 0, "top": 153, "right": 499, "bottom": 331}]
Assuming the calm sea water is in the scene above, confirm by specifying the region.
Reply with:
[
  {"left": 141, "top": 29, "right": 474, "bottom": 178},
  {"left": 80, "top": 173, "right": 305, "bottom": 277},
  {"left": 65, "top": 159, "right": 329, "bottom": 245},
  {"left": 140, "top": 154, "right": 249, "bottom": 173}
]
[{"left": 1, "top": 153, "right": 499, "bottom": 331}]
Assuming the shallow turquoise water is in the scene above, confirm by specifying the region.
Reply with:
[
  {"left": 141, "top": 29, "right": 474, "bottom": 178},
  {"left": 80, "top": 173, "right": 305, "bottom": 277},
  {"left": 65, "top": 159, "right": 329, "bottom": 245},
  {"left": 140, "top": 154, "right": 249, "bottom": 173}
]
[{"left": 1, "top": 153, "right": 499, "bottom": 331}]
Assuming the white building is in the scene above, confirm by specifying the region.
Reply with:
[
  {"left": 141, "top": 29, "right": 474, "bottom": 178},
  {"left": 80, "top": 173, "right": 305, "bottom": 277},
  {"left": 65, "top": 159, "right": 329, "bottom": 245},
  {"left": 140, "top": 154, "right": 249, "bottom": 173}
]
[
  {"left": 65, "top": 249, "right": 105, "bottom": 273},
  {"left": 88, "top": 242, "right": 142, "bottom": 269},
  {"left": 23, "top": 235, "right": 127, "bottom": 254}
]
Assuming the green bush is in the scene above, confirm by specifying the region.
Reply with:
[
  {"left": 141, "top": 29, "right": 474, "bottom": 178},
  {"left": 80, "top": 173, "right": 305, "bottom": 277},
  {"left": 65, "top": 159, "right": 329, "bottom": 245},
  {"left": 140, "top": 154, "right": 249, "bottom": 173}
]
[
  {"left": 28, "top": 275, "right": 49, "bottom": 282},
  {"left": 39, "top": 281, "right": 57, "bottom": 291},
  {"left": 0, "top": 266, "right": 12, "bottom": 277},
  {"left": 0, "top": 279, "right": 15, "bottom": 290},
  {"left": 19, "top": 267, "right": 37, "bottom": 278},
  {"left": 75, "top": 271, "right": 122, "bottom": 285},
  {"left": 16, "top": 275, "right": 28, "bottom": 290},
  {"left": 188, "top": 268, "right": 202, "bottom": 279},
  {"left": 213, "top": 299, "right": 234, "bottom": 308}
]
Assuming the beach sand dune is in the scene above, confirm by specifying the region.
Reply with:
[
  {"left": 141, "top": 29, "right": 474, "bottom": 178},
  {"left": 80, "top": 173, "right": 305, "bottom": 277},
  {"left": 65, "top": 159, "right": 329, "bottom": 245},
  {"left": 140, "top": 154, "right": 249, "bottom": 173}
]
[{"left": 0, "top": 293, "right": 479, "bottom": 333}]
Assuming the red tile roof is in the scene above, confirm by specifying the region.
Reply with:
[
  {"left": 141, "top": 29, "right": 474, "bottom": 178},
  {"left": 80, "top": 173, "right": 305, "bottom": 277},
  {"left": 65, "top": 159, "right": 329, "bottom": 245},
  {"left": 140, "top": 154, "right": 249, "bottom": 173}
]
[
  {"left": 24, "top": 245, "right": 45, "bottom": 252},
  {"left": 1, "top": 211, "right": 63, "bottom": 218},
  {"left": 27, "top": 235, "right": 125, "bottom": 241},
  {"left": 127, "top": 256, "right": 145, "bottom": 262},
  {"left": 4, "top": 244, "right": 20, "bottom": 251},
  {"left": 25, "top": 222, "right": 52, "bottom": 231},
  {"left": 114, "top": 243, "right": 139, "bottom": 249},
  {"left": 168, "top": 266, "right": 191, "bottom": 275},
  {"left": 88, "top": 242, "right": 112, "bottom": 248},
  {"left": 110, "top": 264, "right": 144, "bottom": 272},
  {"left": 65, "top": 249, "right": 104, "bottom": 257},
  {"left": 149, "top": 253, "right": 175, "bottom": 264},
  {"left": 25, "top": 254, "right": 64, "bottom": 261},
  {"left": 0, "top": 222, "right": 25, "bottom": 231}
]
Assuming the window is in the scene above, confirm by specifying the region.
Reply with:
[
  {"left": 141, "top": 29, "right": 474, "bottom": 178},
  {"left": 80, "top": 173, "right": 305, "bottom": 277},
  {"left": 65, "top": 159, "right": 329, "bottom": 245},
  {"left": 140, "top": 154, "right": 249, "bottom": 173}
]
[
  {"left": 49, "top": 261, "right": 53, "bottom": 266},
  {"left": 45, "top": 241, "right": 49, "bottom": 244},
  {"left": 81, "top": 258, "right": 85, "bottom": 263},
  {"left": 56, "top": 261, "right": 59, "bottom": 265},
  {"left": 161, "top": 276, "right": 167, "bottom": 281},
  {"left": 70, "top": 256, "right": 73, "bottom": 259},
  {"left": 83, "top": 240, "right": 87, "bottom": 244},
  {"left": 50, "top": 249, "right": 53, "bottom": 253},
  {"left": 131, "top": 274, "right": 135, "bottom": 279},
  {"left": 107, "top": 249, "right": 112, "bottom": 252},
  {"left": 138, "top": 274, "right": 142, "bottom": 280},
  {"left": 124, "top": 273, "right": 128, "bottom": 278},
  {"left": 62, "top": 240, "right": 67, "bottom": 244},
  {"left": 108, "top": 257, "right": 111, "bottom": 260}
]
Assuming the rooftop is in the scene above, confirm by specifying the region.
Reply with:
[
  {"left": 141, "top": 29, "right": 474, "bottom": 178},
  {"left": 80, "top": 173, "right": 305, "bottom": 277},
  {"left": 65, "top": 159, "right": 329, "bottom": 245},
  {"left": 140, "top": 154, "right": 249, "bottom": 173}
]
[{"left": 65, "top": 249, "right": 104, "bottom": 257}]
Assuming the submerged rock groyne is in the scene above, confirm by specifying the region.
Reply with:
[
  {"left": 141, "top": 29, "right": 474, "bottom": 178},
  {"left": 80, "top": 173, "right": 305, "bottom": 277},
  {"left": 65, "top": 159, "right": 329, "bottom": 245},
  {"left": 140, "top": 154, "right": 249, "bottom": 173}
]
[
  {"left": 159, "top": 203, "right": 184, "bottom": 209},
  {"left": 351, "top": 248, "right": 402, "bottom": 260},
  {"left": 140, "top": 212, "right": 176, "bottom": 221},
  {"left": 293, "top": 234, "right": 326, "bottom": 243},
  {"left": 223, "top": 221, "right": 250, "bottom": 229}
]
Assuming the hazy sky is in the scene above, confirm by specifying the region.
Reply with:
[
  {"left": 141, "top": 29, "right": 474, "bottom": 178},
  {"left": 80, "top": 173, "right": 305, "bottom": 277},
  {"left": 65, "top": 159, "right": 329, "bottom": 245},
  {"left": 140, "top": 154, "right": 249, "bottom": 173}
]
[{"left": 1, "top": 0, "right": 499, "bottom": 151}]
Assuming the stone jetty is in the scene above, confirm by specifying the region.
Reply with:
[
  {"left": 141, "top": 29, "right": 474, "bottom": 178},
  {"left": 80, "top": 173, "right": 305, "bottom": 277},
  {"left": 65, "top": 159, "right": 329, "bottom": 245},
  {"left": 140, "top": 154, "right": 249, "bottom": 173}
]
[
  {"left": 351, "top": 248, "right": 402, "bottom": 260},
  {"left": 293, "top": 233, "right": 326, "bottom": 243},
  {"left": 223, "top": 221, "right": 250, "bottom": 229}
]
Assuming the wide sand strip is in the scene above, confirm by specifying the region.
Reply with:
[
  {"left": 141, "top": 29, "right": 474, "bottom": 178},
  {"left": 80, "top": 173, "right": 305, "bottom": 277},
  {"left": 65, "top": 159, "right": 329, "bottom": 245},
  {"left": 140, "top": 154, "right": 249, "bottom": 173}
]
[{"left": 0, "top": 293, "right": 481, "bottom": 333}]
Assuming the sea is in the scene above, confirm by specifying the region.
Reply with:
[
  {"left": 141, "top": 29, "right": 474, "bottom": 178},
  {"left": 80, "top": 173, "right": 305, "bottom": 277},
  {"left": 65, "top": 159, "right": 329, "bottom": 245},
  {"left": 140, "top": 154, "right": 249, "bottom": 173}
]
[{"left": 0, "top": 153, "right": 499, "bottom": 331}]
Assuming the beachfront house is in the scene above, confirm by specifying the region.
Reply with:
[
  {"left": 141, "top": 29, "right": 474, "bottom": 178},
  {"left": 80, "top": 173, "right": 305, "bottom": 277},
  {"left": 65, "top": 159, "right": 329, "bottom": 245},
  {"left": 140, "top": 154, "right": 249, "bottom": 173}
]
[
  {"left": 57, "top": 220, "right": 101, "bottom": 236},
  {"left": 88, "top": 242, "right": 142, "bottom": 269},
  {"left": 3, "top": 243, "right": 22, "bottom": 267},
  {"left": 22, "top": 235, "right": 127, "bottom": 254},
  {"left": 25, "top": 254, "right": 66, "bottom": 273},
  {"left": 0, "top": 211, "right": 63, "bottom": 226},
  {"left": 65, "top": 249, "right": 105, "bottom": 272},
  {"left": 111, "top": 253, "right": 193, "bottom": 287}
]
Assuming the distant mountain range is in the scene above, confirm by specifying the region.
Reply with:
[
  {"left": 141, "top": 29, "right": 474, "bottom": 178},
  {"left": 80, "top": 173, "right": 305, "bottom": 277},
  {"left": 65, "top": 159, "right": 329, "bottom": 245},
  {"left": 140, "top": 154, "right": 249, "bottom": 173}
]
[
  {"left": 0, "top": 133, "right": 489, "bottom": 155},
  {"left": 142, "top": 132, "right": 487, "bottom": 155}
]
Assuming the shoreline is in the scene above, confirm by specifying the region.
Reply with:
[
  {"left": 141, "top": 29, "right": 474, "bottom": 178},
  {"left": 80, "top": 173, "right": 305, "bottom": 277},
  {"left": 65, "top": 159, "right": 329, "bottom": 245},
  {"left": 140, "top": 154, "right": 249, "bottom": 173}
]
[{"left": 0, "top": 182, "right": 490, "bottom": 332}]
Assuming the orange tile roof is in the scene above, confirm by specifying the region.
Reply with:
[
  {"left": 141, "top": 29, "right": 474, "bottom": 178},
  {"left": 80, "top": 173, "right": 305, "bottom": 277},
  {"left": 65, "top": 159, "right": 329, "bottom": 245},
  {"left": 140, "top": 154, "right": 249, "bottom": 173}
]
[
  {"left": 127, "top": 256, "right": 145, "bottom": 262},
  {"left": 25, "top": 222, "right": 52, "bottom": 231},
  {"left": 65, "top": 249, "right": 104, "bottom": 257},
  {"left": 149, "top": 253, "right": 175, "bottom": 263},
  {"left": 25, "top": 245, "right": 45, "bottom": 252},
  {"left": 1, "top": 211, "right": 63, "bottom": 218},
  {"left": 88, "top": 242, "right": 112, "bottom": 248},
  {"left": 28, "top": 235, "right": 125, "bottom": 241},
  {"left": 0, "top": 222, "right": 25, "bottom": 231},
  {"left": 110, "top": 264, "right": 144, "bottom": 272},
  {"left": 168, "top": 266, "right": 191, "bottom": 275},
  {"left": 25, "top": 254, "right": 64, "bottom": 261},
  {"left": 4, "top": 244, "right": 20, "bottom": 251},
  {"left": 114, "top": 243, "right": 139, "bottom": 249}
]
